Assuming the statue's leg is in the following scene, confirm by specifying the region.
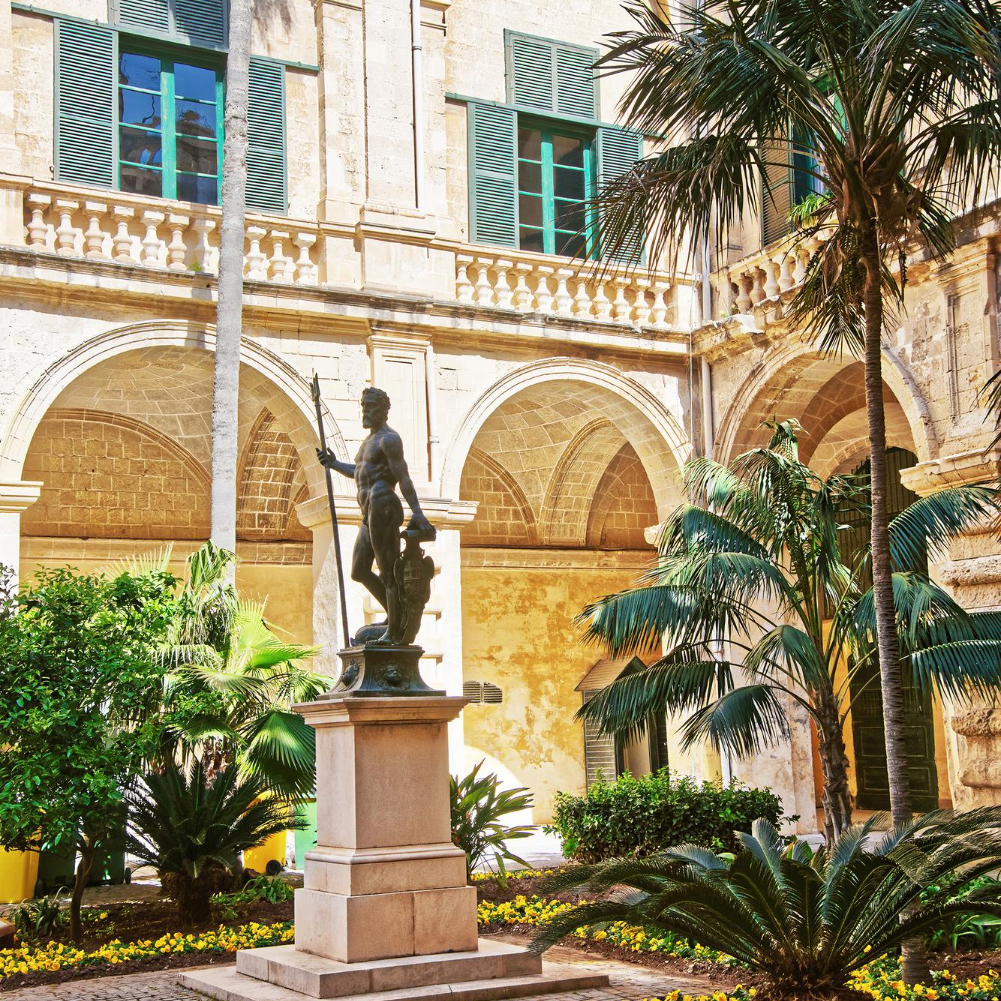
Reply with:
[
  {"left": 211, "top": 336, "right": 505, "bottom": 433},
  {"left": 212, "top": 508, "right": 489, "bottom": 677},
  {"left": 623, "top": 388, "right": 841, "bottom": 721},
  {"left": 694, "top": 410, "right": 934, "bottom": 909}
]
[
  {"left": 350, "top": 525, "right": 387, "bottom": 610},
  {"left": 370, "top": 494, "right": 405, "bottom": 642}
]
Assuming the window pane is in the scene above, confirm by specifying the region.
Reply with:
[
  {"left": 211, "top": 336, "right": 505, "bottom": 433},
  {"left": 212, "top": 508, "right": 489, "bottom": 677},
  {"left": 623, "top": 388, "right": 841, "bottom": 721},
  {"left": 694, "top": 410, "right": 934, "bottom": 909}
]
[
  {"left": 554, "top": 166, "right": 585, "bottom": 200},
  {"left": 518, "top": 160, "right": 541, "bottom": 194},
  {"left": 517, "top": 128, "right": 541, "bottom": 161},
  {"left": 120, "top": 89, "right": 161, "bottom": 129},
  {"left": 518, "top": 193, "right": 543, "bottom": 227},
  {"left": 178, "top": 173, "right": 218, "bottom": 205},
  {"left": 555, "top": 229, "right": 586, "bottom": 258},
  {"left": 519, "top": 227, "right": 544, "bottom": 253},
  {"left": 552, "top": 134, "right": 584, "bottom": 169},
  {"left": 120, "top": 164, "right": 162, "bottom": 197},
  {"left": 555, "top": 199, "right": 585, "bottom": 232},
  {"left": 119, "top": 52, "right": 160, "bottom": 90},
  {"left": 175, "top": 99, "right": 217, "bottom": 138},
  {"left": 174, "top": 62, "right": 217, "bottom": 102},
  {"left": 176, "top": 136, "right": 218, "bottom": 174},
  {"left": 120, "top": 126, "right": 162, "bottom": 166}
]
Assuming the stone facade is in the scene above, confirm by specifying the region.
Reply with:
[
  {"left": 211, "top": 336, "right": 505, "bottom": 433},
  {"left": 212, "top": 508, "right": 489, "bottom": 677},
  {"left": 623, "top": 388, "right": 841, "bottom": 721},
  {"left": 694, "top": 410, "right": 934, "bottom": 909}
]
[{"left": 1, "top": 0, "right": 997, "bottom": 830}]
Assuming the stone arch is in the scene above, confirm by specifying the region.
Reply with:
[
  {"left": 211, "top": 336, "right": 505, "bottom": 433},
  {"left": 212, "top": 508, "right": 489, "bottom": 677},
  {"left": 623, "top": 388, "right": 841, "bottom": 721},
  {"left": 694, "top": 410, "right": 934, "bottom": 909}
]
[
  {"left": 0, "top": 319, "right": 347, "bottom": 498},
  {"left": 459, "top": 447, "right": 539, "bottom": 546},
  {"left": 441, "top": 357, "right": 689, "bottom": 517},
  {"left": 585, "top": 442, "right": 659, "bottom": 549},
  {"left": 715, "top": 341, "right": 935, "bottom": 467}
]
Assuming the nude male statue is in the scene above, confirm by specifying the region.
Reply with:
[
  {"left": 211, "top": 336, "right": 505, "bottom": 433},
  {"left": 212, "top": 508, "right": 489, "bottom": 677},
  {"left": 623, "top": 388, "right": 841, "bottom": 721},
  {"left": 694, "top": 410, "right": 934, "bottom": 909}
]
[{"left": 316, "top": 387, "right": 435, "bottom": 645}]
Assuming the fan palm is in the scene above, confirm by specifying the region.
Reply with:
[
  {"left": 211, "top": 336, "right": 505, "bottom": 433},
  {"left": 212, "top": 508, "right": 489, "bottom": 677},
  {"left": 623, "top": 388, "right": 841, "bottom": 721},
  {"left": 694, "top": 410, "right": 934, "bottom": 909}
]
[
  {"left": 126, "top": 759, "right": 299, "bottom": 925},
  {"left": 577, "top": 422, "right": 1000, "bottom": 845},
  {"left": 593, "top": 0, "right": 1001, "bottom": 855},
  {"left": 531, "top": 812, "right": 1001, "bottom": 1000}
]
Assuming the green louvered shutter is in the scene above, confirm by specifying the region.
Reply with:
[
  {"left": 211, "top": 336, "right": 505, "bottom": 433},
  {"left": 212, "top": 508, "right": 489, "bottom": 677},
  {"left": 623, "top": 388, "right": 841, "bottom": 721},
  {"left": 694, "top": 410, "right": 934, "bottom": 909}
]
[
  {"left": 596, "top": 125, "right": 644, "bottom": 264},
  {"left": 506, "top": 32, "right": 598, "bottom": 119},
  {"left": 114, "top": 0, "right": 169, "bottom": 33},
  {"left": 467, "top": 101, "right": 518, "bottom": 247},
  {"left": 246, "top": 58, "right": 287, "bottom": 213},
  {"left": 55, "top": 20, "right": 117, "bottom": 188},
  {"left": 174, "top": 0, "right": 227, "bottom": 48}
]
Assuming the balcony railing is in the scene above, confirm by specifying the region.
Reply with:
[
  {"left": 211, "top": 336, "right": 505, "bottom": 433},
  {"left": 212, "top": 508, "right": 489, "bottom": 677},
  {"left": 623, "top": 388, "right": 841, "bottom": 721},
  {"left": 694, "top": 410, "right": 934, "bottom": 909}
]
[
  {"left": 455, "top": 248, "right": 683, "bottom": 328},
  {"left": 724, "top": 233, "right": 825, "bottom": 314}
]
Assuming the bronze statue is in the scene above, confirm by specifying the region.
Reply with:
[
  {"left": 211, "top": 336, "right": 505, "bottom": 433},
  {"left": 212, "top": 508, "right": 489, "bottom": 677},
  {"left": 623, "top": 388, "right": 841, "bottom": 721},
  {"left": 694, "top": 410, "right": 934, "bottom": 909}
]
[{"left": 317, "top": 387, "right": 436, "bottom": 647}]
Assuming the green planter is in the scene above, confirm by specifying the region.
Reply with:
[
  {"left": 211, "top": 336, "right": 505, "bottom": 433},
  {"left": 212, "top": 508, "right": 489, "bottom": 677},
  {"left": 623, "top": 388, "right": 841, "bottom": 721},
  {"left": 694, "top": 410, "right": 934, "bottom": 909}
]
[
  {"left": 293, "top": 800, "right": 317, "bottom": 869},
  {"left": 36, "top": 837, "right": 77, "bottom": 896}
]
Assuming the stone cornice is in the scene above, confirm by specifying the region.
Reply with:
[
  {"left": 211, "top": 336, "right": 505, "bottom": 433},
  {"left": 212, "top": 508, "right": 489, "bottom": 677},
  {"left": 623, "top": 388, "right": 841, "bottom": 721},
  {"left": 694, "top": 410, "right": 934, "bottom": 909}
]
[
  {"left": 461, "top": 547, "right": 654, "bottom": 571},
  {"left": 296, "top": 493, "right": 477, "bottom": 531},
  {"left": 899, "top": 448, "right": 1001, "bottom": 495},
  {"left": 0, "top": 481, "right": 41, "bottom": 513}
]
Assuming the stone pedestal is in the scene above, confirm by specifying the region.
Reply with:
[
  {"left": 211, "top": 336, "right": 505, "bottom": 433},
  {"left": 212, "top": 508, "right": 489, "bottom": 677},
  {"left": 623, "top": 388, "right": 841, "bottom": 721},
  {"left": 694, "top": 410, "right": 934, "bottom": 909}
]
[{"left": 182, "top": 648, "right": 608, "bottom": 1001}]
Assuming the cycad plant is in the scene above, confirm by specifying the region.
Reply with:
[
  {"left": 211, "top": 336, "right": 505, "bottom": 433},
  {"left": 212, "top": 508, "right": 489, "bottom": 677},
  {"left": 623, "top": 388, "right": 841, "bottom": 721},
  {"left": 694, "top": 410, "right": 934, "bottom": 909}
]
[
  {"left": 532, "top": 813, "right": 1001, "bottom": 1000},
  {"left": 577, "top": 422, "right": 1000, "bottom": 844},
  {"left": 126, "top": 759, "right": 299, "bottom": 925},
  {"left": 593, "top": 0, "right": 1001, "bottom": 863}
]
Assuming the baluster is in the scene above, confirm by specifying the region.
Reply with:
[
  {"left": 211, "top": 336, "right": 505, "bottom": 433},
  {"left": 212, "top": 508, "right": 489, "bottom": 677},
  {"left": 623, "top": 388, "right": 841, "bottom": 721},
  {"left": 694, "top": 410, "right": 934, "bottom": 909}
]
[
  {"left": 633, "top": 279, "right": 652, "bottom": 326},
  {"left": 26, "top": 194, "right": 50, "bottom": 248},
  {"left": 651, "top": 282, "right": 670, "bottom": 327},
  {"left": 792, "top": 245, "right": 808, "bottom": 286},
  {"left": 749, "top": 268, "right": 766, "bottom": 305},
  {"left": 474, "top": 258, "right": 495, "bottom": 306},
  {"left": 735, "top": 272, "right": 753, "bottom": 312},
  {"left": 572, "top": 275, "right": 592, "bottom": 319},
  {"left": 494, "top": 259, "right": 514, "bottom": 309},
  {"left": 166, "top": 213, "right": 189, "bottom": 270},
  {"left": 612, "top": 278, "right": 632, "bottom": 323},
  {"left": 455, "top": 254, "right": 475, "bottom": 304},
  {"left": 293, "top": 232, "right": 317, "bottom": 284},
  {"left": 83, "top": 201, "right": 109, "bottom": 259},
  {"left": 269, "top": 230, "right": 293, "bottom": 281},
  {"left": 777, "top": 252, "right": 794, "bottom": 292},
  {"left": 191, "top": 217, "right": 216, "bottom": 273},
  {"left": 534, "top": 266, "right": 555, "bottom": 313},
  {"left": 54, "top": 200, "right": 79, "bottom": 257},
  {"left": 762, "top": 258, "right": 780, "bottom": 299},
  {"left": 140, "top": 210, "right": 164, "bottom": 266},
  {"left": 512, "top": 263, "right": 535, "bottom": 310},
  {"left": 112, "top": 206, "right": 136, "bottom": 263},
  {"left": 245, "top": 225, "right": 267, "bottom": 280},
  {"left": 593, "top": 280, "right": 612, "bottom": 321},
  {"left": 554, "top": 268, "right": 573, "bottom": 316}
]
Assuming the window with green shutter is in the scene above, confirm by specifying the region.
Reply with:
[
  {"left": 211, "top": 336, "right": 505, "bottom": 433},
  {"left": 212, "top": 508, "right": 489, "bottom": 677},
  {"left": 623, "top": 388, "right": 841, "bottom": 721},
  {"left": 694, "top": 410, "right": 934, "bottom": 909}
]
[
  {"left": 111, "top": 0, "right": 227, "bottom": 50},
  {"left": 505, "top": 31, "right": 598, "bottom": 120}
]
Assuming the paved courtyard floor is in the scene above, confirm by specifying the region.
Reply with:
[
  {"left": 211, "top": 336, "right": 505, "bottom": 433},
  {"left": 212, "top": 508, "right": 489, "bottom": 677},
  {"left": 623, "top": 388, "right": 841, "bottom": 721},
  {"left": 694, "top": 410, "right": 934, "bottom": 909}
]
[{"left": 2, "top": 946, "right": 716, "bottom": 1000}]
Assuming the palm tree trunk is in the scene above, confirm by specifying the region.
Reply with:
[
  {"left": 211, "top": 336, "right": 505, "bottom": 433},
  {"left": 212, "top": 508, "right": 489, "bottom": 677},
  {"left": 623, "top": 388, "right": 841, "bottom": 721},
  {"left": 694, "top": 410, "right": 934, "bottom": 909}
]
[
  {"left": 816, "top": 706, "right": 851, "bottom": 843},
  {"left": 861, "top": 222, "right": 929, "bottom": 985},
  {"left": 210, "top": 0, "right": 252, "bottom": 558}
]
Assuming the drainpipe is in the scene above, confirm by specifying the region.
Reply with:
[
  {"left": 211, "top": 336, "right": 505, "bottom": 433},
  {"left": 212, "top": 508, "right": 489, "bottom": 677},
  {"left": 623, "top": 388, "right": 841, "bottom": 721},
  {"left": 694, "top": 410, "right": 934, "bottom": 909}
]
[
  {"left": 426, "top": 340, "right": 441, "bottom": 486},
  {"left": 411, "top": 0, "right": 426, "bottom": 211}
]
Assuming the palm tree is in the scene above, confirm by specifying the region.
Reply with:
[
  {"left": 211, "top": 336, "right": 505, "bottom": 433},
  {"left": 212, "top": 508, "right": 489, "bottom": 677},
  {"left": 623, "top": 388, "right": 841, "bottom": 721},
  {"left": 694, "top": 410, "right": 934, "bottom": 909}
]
[
  {"left": 531, "top": 812, "right": 1001, "bottom": 1001},
  {"left": 592, "top": 0, "right": 1001, "bottom": 855},
  {"left": 576, "top": 422, "right": 1000, "bottom": 844},
  {"left": 211, "top": 0, "right": 252, "bottom": 556}
]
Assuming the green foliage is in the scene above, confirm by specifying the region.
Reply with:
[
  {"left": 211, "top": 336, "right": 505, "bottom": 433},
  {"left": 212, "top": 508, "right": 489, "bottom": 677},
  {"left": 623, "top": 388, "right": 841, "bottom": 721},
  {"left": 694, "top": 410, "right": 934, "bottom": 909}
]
[
  {"left": 546, "top": 769, "right": 782, "bottom": 863},
  {"left": 6, "top": 890, "right": 67, "bottom": 942},
  {"left": 450, "top": 761, "right": 534, "bottom": 880},
  {"left": 125, "top": 758, "right": 301, "bottom": 925},
  {"left": 533, "top": 811, "right": 1001, "bottom": 1000},
  {"left": 211, "top": 874, "right": 294, "bottom": 921},
  {"left": 922, "top": 874, "right": 1001, "bottom": 952}
]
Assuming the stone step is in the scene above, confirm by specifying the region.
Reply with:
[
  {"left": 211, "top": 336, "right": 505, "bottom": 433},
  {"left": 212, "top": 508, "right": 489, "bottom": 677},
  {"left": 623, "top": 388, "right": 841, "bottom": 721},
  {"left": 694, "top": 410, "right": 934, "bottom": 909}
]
[{"left": 179, "top": 961, "right": 610, "bottom": 1001}]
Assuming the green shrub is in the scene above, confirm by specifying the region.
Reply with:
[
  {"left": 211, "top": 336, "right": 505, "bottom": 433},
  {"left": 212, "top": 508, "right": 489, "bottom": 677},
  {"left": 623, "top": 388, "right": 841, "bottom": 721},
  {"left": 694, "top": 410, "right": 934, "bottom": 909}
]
[
  {"left": 546, "top": 769, "right": 782, "bottom": 861},
  {"left": 7, "top": 891, "right": 67, "bottom": 942}
]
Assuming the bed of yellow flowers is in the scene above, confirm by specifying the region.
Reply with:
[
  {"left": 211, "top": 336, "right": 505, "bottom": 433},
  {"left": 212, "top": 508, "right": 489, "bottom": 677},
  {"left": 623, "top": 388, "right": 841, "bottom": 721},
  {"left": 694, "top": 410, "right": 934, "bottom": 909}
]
[{"left": 0, "top": 920, "right": 293, "bottom": 979}]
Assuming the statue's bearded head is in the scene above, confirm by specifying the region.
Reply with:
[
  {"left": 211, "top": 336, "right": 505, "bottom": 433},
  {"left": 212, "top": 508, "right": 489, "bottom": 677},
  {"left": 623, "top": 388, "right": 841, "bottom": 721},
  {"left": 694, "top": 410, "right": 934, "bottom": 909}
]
[{"left": 361, "top": 387, "right": 391, "bottom": 429}]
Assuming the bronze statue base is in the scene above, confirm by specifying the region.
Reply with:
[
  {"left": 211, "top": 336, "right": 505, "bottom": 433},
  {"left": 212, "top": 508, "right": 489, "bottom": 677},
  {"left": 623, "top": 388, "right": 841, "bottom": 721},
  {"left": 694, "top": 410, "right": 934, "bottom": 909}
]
[{"left": 326, "top": 644, "right": 445, "bottom": 697}]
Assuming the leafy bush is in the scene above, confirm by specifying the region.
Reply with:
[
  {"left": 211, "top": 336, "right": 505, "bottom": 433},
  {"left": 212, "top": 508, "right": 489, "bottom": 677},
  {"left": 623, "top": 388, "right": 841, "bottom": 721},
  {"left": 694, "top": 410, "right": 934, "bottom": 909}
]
[
  {"left": 534, "top": 812, "right": 1001, "bottom": 1001},
  {"left": 924, "top": 874, "right": 1001, "bottom": 952},
  {"left": 450, "top": 761, "right": 534, "bottom": 879},
  {"left": 547, "top": 769, "right": 782, "bottom": 862},
  {"left": 6, "top": 891, "right": 66, "bottom": 942},
  {"left": 211, "top": 874, "right": 294, "bottom": 921}
]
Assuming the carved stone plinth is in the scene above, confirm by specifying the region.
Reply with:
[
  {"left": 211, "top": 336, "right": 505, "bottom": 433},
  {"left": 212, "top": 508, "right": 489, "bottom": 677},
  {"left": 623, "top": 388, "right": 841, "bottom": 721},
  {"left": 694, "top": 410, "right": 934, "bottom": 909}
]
[{"left": 330, "top": 644, "right": 444, "bottom": 698}]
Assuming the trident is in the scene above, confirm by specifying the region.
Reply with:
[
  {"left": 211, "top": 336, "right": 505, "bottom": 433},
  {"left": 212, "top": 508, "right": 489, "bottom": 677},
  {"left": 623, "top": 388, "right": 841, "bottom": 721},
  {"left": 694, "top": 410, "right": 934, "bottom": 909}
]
[{"left": 311, "top": 373, "right": 351, "bottom": 649}]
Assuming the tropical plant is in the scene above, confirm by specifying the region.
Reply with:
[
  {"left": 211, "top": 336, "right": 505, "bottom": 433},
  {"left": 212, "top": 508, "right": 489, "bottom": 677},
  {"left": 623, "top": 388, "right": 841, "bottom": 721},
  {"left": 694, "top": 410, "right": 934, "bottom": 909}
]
[
  {"left": 547, "top": 770, "right": 781, "bottom": 863},
  {"left": 577, "top": 422, "right": 1001, "bottom": 845},
  {"left": 6, "top": 890, "right": 67, "bottom": 942},
  {"left": 126, "top": 759, "right": 299, "bottom": 925},
  {"left": 532, "top": 812, "right": 1001, "bottom": 1000},
  {"left": 0, "top": 565, "right": 174, "bottom": 941},
  {"left": 591, "top": 0, "right": 1001, "bottom": 892},
  {"left": 450, "top": 761, "right": 534, "bottom": 880}
]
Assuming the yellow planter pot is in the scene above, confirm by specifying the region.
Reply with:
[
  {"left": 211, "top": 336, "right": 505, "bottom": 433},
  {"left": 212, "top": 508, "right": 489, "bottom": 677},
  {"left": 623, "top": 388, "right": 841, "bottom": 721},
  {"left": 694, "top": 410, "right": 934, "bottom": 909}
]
[
  {"left": 244, "top": 831, "right": 287, "bottom": 873},
  {"left": 0, "top": 846, "right": 39, "bottom": 903}
]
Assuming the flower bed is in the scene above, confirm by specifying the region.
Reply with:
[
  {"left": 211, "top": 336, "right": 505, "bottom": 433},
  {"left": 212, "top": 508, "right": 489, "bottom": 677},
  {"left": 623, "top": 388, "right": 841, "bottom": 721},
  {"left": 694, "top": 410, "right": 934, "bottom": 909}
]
[{"left": 0, "top": 920, "right": 293, "bottom": 979}]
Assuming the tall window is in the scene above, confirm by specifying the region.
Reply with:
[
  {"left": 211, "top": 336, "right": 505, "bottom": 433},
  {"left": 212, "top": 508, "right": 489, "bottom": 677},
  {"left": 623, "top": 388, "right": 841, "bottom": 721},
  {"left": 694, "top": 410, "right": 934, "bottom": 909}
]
[
  {"left": 118, "top": 48, "right": 223, "bottom": 204},
  {"left": 517, "top": 124, "right": 595, "bottom": 257}
]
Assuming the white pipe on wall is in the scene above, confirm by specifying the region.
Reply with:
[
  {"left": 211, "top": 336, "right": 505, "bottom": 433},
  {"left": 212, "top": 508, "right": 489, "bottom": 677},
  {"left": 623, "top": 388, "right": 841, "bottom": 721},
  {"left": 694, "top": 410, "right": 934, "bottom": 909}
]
[{"left": 411, "top": 0, "right": 426, "bottom": 211}]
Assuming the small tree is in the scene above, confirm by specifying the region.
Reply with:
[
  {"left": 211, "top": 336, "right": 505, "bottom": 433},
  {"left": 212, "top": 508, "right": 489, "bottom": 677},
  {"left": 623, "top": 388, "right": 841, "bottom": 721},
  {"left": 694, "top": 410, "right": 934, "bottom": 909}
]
[{"left": 0, "top": 566, "right": 173, "bottom": 940}]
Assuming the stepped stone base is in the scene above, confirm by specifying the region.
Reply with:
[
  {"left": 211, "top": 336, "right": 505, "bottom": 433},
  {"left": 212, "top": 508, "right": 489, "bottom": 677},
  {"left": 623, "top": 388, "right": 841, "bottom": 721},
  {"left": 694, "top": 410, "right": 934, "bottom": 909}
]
[{"left": 179, "top": 939, "right": 609, "bottom": 1001}]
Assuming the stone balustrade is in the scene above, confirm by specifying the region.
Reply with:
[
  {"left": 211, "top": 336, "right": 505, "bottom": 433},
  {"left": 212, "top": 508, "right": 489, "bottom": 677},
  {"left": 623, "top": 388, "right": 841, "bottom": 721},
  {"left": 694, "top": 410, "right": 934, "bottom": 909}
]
[
  {"left": 725, "top": 233, "right": 826, "bottom": 314},
  {"left": 454, "top": 249, "right": 680, "bottom": 328},
  {"left": 21, "top": 183, "right": 321, "bottom": 285}
]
